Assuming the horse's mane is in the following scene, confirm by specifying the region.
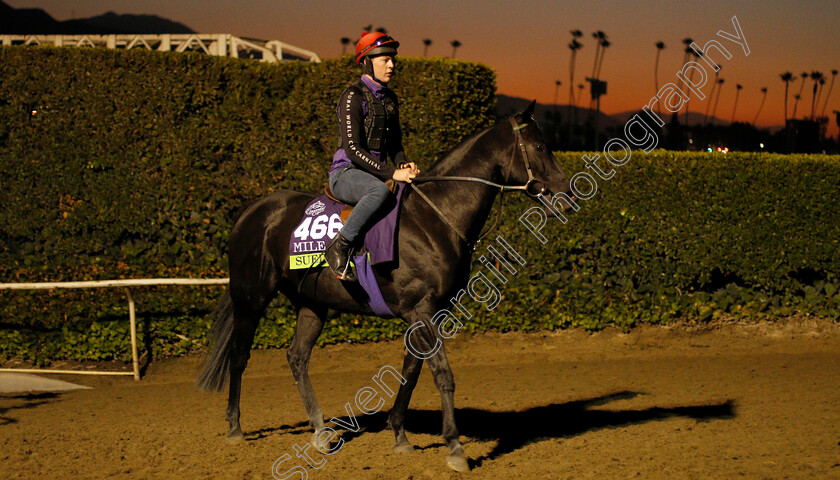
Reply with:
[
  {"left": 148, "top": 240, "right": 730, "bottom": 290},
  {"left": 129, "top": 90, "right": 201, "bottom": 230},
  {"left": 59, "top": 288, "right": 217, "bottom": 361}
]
[{"left": 422, "top": 120, "right": 504, "bottom": 176}]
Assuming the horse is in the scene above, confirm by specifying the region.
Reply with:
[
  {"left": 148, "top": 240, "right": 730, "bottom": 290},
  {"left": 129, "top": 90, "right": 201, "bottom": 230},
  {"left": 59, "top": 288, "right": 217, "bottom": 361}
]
[{"left": 197, "top": 101, "right": 575, "bottom": 472}]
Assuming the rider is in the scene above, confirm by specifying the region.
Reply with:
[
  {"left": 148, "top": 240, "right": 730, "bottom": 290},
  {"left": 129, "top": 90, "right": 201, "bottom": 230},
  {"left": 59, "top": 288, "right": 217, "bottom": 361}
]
[{"left": 325, "top": 31, "right": 419, "bottom": 281}]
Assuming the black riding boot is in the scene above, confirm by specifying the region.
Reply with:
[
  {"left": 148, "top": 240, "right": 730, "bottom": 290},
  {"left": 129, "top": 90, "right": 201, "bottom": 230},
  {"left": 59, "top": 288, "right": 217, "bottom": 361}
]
[{"left": 325, "top": 232, "right": 357, "bottom": 282}]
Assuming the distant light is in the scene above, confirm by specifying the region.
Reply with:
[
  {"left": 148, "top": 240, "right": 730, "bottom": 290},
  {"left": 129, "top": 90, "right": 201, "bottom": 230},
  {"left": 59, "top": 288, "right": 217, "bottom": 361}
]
[
  {"left": 707, "top": 147, "right": 713, "bottom": 153},
  {"left": 717, "top": 147, "right": 722, "bottom": 152},
  {"left": 31, "top": 110, "right": 37, "bottom": 115},
  {"left": 759, "top": 143, "right": 764, "bottom": 148},
  {"left": 688, "top": 138, "right": 693, "bottom": 144},
  {"left": 723, "top": 147, "right": 729, "bottom": 153}
]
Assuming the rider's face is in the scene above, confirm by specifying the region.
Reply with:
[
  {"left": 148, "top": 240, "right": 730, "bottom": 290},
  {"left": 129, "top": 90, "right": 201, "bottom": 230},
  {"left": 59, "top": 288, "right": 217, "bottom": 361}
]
[{"left": 370, "top": 55, "right": 395, "bottom": 83}]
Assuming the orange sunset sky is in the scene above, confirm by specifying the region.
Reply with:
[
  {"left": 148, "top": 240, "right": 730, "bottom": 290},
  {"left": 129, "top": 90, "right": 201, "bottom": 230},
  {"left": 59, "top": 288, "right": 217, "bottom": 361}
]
[{"left": 7, "top": 0, "right": 840, "bottom": 137}]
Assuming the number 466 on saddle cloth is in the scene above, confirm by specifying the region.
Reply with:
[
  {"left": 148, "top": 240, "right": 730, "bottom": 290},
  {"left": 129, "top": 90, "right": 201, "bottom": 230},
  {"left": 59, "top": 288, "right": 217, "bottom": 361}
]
[
  {"left": 288, "top": 184, "right": 405, "bottom": 270},
  {"left": 287, "top": 187, "right": 405, "bottom": 317}
]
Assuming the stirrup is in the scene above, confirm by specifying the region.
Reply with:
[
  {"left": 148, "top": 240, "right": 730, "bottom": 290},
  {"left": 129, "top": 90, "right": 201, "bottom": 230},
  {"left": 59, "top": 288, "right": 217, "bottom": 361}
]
[
  {"left": 325, "top": 232, "right": 357, "bottom": 282},
  {"left": 338, "top": 257, "right": 356, "bottom": 281}
]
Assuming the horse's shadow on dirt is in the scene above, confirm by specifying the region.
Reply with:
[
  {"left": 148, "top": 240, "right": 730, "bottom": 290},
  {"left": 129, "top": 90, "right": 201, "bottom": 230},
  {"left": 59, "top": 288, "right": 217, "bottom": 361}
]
[
  {"left": 247, "top": 391, "right": 734, "bottom": 468},
  {"left": 339, "top": 391, "right": 733, "bottom": 467}
]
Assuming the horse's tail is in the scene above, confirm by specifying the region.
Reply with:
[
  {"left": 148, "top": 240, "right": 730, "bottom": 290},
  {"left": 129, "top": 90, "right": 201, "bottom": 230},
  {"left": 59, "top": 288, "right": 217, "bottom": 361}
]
[{"left": 196, "top": 288, "right": 235, "bottom": 392}]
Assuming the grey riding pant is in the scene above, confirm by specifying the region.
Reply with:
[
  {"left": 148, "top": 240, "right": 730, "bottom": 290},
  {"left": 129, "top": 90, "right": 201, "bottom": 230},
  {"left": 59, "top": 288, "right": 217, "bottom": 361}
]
[{"left": 328, "top": 166, "right": 390, "bottom": 242}]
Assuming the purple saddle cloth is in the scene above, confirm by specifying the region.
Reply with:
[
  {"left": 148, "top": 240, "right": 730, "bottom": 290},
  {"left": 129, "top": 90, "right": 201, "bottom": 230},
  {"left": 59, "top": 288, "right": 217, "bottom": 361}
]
[{"left": 289, "top": 183, "right": 405, "bottom": 317}]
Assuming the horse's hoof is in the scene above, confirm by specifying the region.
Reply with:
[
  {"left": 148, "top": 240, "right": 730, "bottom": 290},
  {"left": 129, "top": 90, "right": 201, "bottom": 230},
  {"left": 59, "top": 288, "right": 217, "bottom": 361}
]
[
  {"left": 310, "top": 432, "right": 335, "bottom": 453},
  {"left": 392, "top": 441, "right": 416, "bottom": 453},
  {"left": 226, "top": 432, "right": 245, "bottom": 444},
  {"left": 446, "top": 453, "right": 470, "bottom": 472}
]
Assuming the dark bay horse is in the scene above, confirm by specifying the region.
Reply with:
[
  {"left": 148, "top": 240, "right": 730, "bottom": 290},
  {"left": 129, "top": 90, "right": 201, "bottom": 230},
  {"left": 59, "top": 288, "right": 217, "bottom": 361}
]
[{"left": 197, "top": 101, "right": 574, "bottom": 472}]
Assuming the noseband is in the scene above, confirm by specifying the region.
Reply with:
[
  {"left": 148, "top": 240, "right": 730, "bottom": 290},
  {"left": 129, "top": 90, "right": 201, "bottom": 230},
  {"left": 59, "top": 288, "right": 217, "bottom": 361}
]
[
  {"left": 409, "top": 117, "right": 549, "bottom": 247},
  {"left": 507, "top": 117, "right": 548, "bottom": 197}
]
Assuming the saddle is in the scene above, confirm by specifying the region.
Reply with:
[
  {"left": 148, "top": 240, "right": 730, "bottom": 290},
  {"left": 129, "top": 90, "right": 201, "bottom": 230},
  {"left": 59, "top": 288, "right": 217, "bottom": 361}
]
[{"left": 324, "top": 179, "right": 399, "bottom": 223}]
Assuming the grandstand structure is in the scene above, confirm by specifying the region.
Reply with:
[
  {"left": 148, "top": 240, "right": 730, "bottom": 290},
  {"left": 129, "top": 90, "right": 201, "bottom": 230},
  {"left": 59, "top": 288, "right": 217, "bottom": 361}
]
[{"left": 0, "top": 33, "right": 321, "bottom": 63}]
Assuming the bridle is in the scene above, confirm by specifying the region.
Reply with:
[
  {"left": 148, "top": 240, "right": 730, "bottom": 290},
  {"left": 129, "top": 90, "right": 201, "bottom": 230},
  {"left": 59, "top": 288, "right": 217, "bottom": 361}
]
[{"left": 409, "top": 116, "right": 549, "bottom": 248}]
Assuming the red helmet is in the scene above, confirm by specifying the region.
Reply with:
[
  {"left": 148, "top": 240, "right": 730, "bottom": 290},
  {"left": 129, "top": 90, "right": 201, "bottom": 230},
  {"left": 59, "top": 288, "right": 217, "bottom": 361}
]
[{"left": 355, "top": 32, "right": 399, "bottom": 65}]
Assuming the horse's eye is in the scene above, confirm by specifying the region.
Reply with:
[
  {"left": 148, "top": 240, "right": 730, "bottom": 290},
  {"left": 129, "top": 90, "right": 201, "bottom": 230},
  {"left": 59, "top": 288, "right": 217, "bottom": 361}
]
[{"left": 536, "top": 144, "right": 544, "bottom": 152}]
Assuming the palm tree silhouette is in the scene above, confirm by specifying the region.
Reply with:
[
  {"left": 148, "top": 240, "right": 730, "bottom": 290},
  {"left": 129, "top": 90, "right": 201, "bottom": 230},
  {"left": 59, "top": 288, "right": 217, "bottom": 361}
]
[
  {"left": 681, "top": 38, "right": 693, "bottom": 59},
  {"left": 684, "top": 46, "right": 701, "bottom": 126},
  {"left": 422, "top": 39, "right": 432, "bottom": 57},
  {"left": 568, "top": 30, "right": 584, "bottom": 140},
  {"left": 731, "top": 83, "right": 743, "bottom": 123},
  {"left": 362, "top": 25, "right": 372, "bottom": 33},
  {"left": 577, "top": 83, "right": 585, "bottom": 106},
  {"left": 591, "top": 31, "right": 606, "bottom": 79},
  {"left": 815, "top": 77, "right": 827, "bottom": 118},
  {"left": 375, "top": 27, "right": 388, "bottom": 34},
  {"left": 568, "top": 31, "right": 583, "bottom": 109},
  {"left": 340, "top": 37, "right": 351, "bottom": 55},
  {"left": 554, "top": 80, "right": 563, "bottom": 107},
  {"left": 780, "top": 72, "right": 794, "bottom": 123},
  {"left": 705, "top": 65, "right": 722, "bottom": 125},
  {"left": 792, "top": 71, "right": 809, "bottom": 119},
  {"left": 676, "top": 38, "right": 693, "bottom": 91},
  {"left": 654, "top": 41, "right": 666, "bottom": 116},
  {"left": 753, "top": 87, "right": 768, "bottom": 126},
  {"left": 711, "top": 78, "right": 725, "bottom": 125},
  {"left": 810, "top": 71, "right": 824, "bottom": 119},
  {"left": 450, "top": 40, "right": 461, "bottom": 58},
  {"left": 675, "top": 38, "right": 693, "bottom": 128},
  {"left": 595, "top": 39, "right": 610, "bottom": 79},
  {"left": 588, "top": 31, "right": 608, "bottom": 112},
  {"left": 821, "top": 69, "right": 838, "bottom": 117}
]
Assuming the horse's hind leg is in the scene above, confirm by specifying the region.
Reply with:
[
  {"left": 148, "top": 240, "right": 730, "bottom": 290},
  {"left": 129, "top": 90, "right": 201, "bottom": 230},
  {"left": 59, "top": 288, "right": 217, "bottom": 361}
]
[
  {"left": 225, "top": 303, "right": 262, "bottom": 442},
  {"left": 388, "top": 350, "right": 424, "bottom": 452},
  {"left": 286, "top": 304, "right": 327, "bottom": 440}
]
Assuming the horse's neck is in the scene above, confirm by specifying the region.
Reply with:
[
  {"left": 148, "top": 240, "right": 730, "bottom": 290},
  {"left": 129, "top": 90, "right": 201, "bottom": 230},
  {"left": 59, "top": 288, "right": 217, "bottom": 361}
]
[{"left": 413, "top": 125, "right": 510, "bottom": 242}]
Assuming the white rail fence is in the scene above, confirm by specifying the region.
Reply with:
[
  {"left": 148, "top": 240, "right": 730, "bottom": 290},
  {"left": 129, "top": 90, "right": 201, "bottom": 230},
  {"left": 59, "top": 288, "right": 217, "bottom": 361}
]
[{"left": 0, "top": 278, "right": 229, "bottom": 380}]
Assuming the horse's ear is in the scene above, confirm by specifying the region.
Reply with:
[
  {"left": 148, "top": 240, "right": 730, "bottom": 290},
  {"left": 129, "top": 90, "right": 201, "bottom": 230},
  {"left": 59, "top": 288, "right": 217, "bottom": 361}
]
[{"left": 519, "top": 100, "right": 537, "bottom": 120}]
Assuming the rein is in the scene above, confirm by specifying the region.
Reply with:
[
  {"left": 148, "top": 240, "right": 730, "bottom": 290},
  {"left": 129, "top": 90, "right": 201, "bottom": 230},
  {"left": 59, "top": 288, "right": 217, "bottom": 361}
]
[{"left": 409, "top": 117, "right": 547, "bottom": 248}]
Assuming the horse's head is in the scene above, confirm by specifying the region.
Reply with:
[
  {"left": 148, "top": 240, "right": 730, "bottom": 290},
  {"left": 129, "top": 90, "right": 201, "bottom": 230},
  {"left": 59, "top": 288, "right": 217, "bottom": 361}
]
[{"left": 505, "top": 101, "right": 575, "bottom": 210}]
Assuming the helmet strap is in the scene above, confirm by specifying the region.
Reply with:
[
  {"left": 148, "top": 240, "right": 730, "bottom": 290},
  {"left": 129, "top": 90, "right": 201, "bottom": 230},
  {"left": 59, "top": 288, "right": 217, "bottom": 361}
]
[{"left": 362, "top": 57, "right": 387, "bottom": 85}]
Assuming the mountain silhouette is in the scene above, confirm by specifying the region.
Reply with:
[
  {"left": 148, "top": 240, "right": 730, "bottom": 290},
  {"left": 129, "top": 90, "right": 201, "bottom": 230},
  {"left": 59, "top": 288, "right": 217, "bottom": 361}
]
[
  {"left": 70, "top": 11, "right": 194, "bottom": 34},
  {"left": 494, "top": 94, "right": 776, "bottom": 131},
  {"left": 0, "top": 1, "right": 194, "bottom": 35},
  {"left": 495, "top": 94, "right": 619, "bottom": 129}
]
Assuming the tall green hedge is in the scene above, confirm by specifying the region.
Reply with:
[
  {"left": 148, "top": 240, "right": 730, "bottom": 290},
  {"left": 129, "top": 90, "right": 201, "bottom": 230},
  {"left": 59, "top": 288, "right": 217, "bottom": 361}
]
[
  {"left": 1, "top": 47, "right": 838, "bottom": 365},
  {"left": 476, "top": 151, "right": 840, "bottom": 332},
  {"left": 0, "top": 46, "right": 495, "bottom": 363}
]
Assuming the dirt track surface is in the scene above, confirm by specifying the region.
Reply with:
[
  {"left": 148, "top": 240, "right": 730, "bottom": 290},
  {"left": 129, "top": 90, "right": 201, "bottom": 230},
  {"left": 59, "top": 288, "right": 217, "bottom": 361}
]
[{"left": 2, "top": 319, "right": 840, "bottom": 480}]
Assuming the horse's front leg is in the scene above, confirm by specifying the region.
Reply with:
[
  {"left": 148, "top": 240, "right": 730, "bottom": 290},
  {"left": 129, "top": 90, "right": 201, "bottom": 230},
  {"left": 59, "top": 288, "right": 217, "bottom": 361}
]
[
  {"left": 404, "top": 318, "right": 469, "bottom": 472},
  {"left": 425, "top": 341, "right": 469, "bottom": 472},
  {"left": 388, "top": 348, "right": 424, "bottom": 452}
]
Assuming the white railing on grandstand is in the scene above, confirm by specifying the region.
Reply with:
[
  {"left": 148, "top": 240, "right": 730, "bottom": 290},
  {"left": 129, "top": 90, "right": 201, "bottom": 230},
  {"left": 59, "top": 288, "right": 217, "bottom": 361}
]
[
  {"left": 0, "top": 34, "right": 322, "bottom": 63},
  {"left": 0, "top": 278, "right": 229, "bottom": 381}
]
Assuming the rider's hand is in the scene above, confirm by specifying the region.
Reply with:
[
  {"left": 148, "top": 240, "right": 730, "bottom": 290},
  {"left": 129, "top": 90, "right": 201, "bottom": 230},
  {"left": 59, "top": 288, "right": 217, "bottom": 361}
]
[
  {"left": 393, "top": 167, "right": 417, "bottom": 183},
  {"left": 405, "top": 162, "right": 420, "bottom": 175},
  {"left": 399, "top": 162, "right": 421, "bottom": 175}
]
